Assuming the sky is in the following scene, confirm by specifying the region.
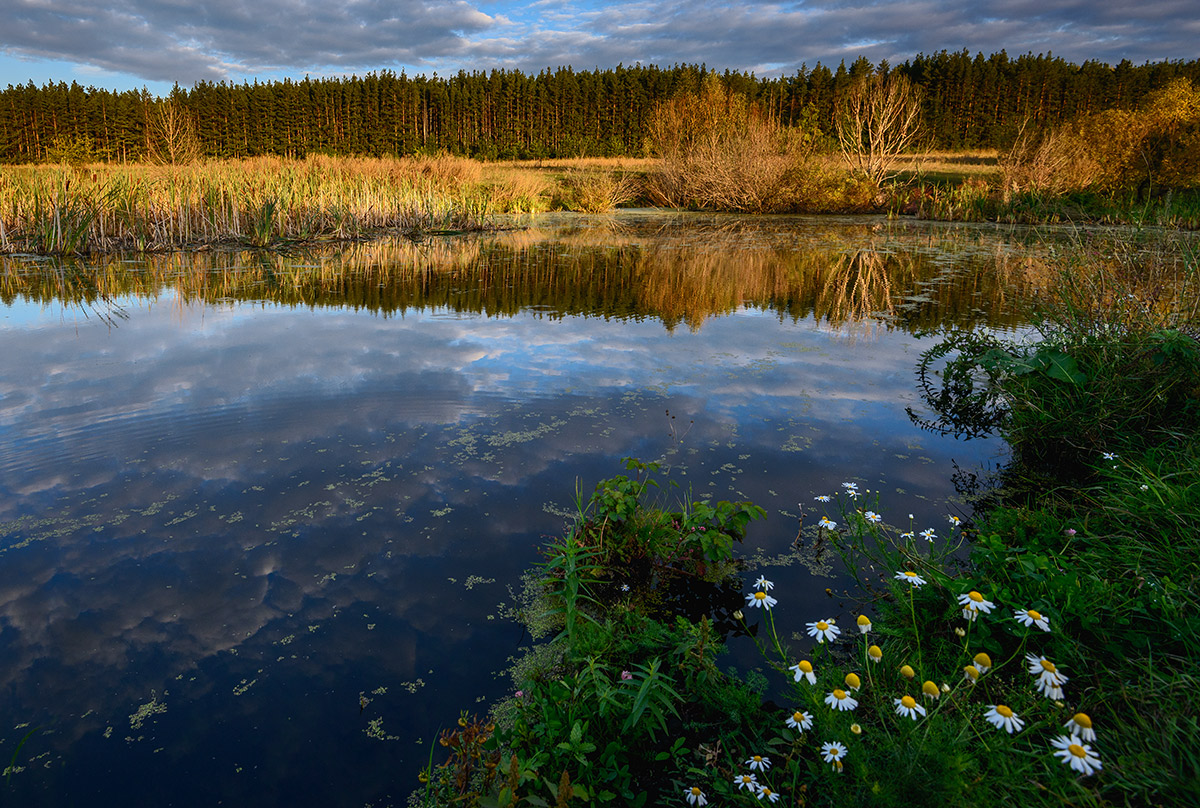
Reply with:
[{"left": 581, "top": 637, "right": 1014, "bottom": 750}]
[{"left": 1, "top": 0, "right": 1197, "bottom": 97}]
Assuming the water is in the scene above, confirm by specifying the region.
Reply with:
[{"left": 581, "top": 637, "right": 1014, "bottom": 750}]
[{"left": 0, "top": 212, "right": 1042, "bottom": 806}]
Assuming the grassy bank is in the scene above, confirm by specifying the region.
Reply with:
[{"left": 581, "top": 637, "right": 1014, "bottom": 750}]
[
  {"left": 416, "top": 237, "right": 1199, "bottom": 807},
  {"left": 3, "top": 150, "right": 1198, "bottom": 256}
]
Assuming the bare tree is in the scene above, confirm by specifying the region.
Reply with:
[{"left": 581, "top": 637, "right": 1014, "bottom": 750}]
[
  {"left": 147, "top": 98, "right": 201, "bottom": 165},
  {"left": 835, "top": 73, "right": 925, "bottom": 185}
]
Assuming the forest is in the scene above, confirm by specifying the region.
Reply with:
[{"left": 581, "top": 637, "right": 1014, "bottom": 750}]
[{"left": 3, "top": 50, "right": 1199, "bottom": 164}]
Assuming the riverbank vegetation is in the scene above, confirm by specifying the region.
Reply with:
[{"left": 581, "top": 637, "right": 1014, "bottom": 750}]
[
  {"left": 416, "top": 237, "right": 1198, "bottom": 807},
  {"left": 5, "top": 71, "right": 1200, "bottom": 255}
]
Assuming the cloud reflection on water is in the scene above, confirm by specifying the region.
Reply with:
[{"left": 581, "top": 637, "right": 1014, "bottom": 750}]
[{"left": 0, "top": 215, "right": 1019, "bottom": 806}]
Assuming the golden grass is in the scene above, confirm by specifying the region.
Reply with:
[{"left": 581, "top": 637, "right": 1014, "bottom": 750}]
[{"left": 0, "top": 150, "right": 1017, "bottom": 256}]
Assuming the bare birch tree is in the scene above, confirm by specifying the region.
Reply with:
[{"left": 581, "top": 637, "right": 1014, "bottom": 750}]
[
  {"left": 147, "top": 98, "right": 201, "bottom": 165},
  {"left": 835, "top": 74, "right": 925, "bottom": 185}
]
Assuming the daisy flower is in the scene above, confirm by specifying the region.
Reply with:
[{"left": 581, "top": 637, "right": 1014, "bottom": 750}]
[
  {"left": 984, "top": 704, "right": 1024, "bottom": 734},
  {"left": 790, "top": 660, "right": 817, "bottom": 685},
  {"left": 1102, "top": 451, "right": 1118, "bottom": 461},
  {"left": 963, "top": 665, "right": 980, "bottom": 683},
  {"left": 867, "top": 645, "right": 883, "bottom": 664},
  {"left": 973, "top": 652, "right": 992, "bottom": 673},
  {"left": 894, "top": 695, "right": 926, "bottom": 720},
  {"left": 733, "top": 773, "right": 759, "bottom": 792},
  {"left": 864, "top": 510, "right": 882, "bottom": 524},
  {"left": 899, "top": 664, "right": 915, "bottom": 679},
  {"left": 820, "top": 741, "right": 847, "bottom": 772},
  {"left": 818, "top": 516, "right": 838, "bottom": 530},
  {"left": 786, "top": 710, "right": 813, "bottom": 731},
  {"left": 921, "top": 681, "right": 940, "bottom": 701},
  {"left": 684, "top": 786, "right": 708, "bottom": 805},
  {"left": 844, "top": 672, "right": 861, "bottom": 692},
  {"left": 919, "top": 528, "right": 937, "bottom": 541},
  {"left": 1026, "top": 654, "right": 1069, "bottom": 699},
  {"left": 857, "top": 614, "right": 872, "bottom": 633},
  {"left": 824, "top": 689, "right": 858, "bottom": 711},
  {"left": 850, "top": 723, "right": 862, "bottom": 735},
  {"left": 900, "top": 530, "right": 915, "bottom": 540},
  {"left": 814, "top": 495, "right": 831, "bottom": 502},
  {"left": 894, "top": 570, "right": 927, "bottom": 587},
  {"left": 842, "top": 481, "right": 859, "bottom": 491},
  {"left": 1065, "top": 713, "right": 1096, "bottom": 742},
  {"left": 957, "top": 590, "right": 996, "bottom": 621},
  {"left": 1051, "top": 735, "right": 1102, "bottom": 776},
  {"left": 948, "top": 515, "right": 961, "bottom": 527},
  {"left": 754, "top": 575, "right": 775, "bottom": 591},
  {"left": 806, "top": 619, "right": 841, "bottom": 643},
  {"left": 756, "top": 785, "right": 781, "bottom": 803},
  {"left": 746, "top": 590, "right": 778, "bottom": 610},
  {"left": 745, "top": 754, "right": 771, "bottom": 772},
  {"left": 1015, "top": 608, "right": 1051, "bottom": 632}
]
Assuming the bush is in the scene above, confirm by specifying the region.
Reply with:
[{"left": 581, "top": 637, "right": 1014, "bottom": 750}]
[{"left": 645, "top": 75, "right": 825, "bottom": 212}]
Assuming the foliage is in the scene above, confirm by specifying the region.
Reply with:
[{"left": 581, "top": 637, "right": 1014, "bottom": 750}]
[
  {"left": 644, "top": 75, "right": 824, "bottom": 212},
  {"left": 910, "top": 234, "right": 1200, "bottom": 477},
  {"left": 418, "top": 459, "right": 771, "bottom": 807}
]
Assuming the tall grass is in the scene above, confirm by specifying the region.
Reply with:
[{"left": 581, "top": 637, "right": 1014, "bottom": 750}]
[{"left": 0, "top": 155, "right": 554, "bottom": 255}]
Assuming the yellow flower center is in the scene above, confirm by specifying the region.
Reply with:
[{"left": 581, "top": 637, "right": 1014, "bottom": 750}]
[
  {"left": 792, "top": 712, "right": 804, "bottom": 722},
  {"left": 868, "top": 645, "right": 882, "bottom": 659},
  {"left": 857, "top": 615, "right": 870, "bottom": 625},
  {"left": 1040, "top": 659, "right": 1057, "bottom": 673},
  {"left": 900, "top": 665, "right": 915, "bottom": 678},
  {"left": 762, "top": 788, "right": 774, "bottom": 796},
  {"left": 964, "top": 665, "right": 979, "bottom": 680},
  {"left": 817, "top": 621, "right": 829, "bottom": 630},
  {"left": 968, "top": 591, "right": 984, "bottom": 603},
  {"left": 996, "top": 705, "right": 1013, "bottom": 718},
  {"left": 850, "top": 723, "right": 862, "bottom": 734},
  {"left": 922, "top": 681, "right": 939, "bottom": 696},
  {"left": 833, "top": 689, "right": 847, "bottom": 700},
  {"left": 1068, "top": 744, "right": 1086, "bottom": 758},
  {"left": 1073, "top": 713, "right": 1093, "bottom": 728},
  {"left": 901, "top": 696, "right": 916, "bottom": 708},
  {"left": 799, "top": 661, "right": 813, "bottom": 672},
  {"left": 754, "top": 592, "right": 767, "bottom": 601},
  {"left": 904, "top": 571, "right": 918, "bottom": 578},
  {"left": 1027, "top": 608, "right": 1042, "bottom": 620},
  {"left": 845, "top": 673, "right": 861, "bottom": 687},
  {"left": 752, "top": 756, "right": 762, "bottom": 763},
  {"left": 974, "top": 653, "right": 992, "bottom": 667}
]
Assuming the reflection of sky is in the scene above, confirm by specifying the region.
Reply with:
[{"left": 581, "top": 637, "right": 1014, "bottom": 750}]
[{"left": 0, "top": 237, "right": 1009, "bottom": 806}]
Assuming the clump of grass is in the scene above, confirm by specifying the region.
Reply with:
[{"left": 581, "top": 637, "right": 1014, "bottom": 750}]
[{"left": 559, "top": 168, "right": 640, "bottom": 212}]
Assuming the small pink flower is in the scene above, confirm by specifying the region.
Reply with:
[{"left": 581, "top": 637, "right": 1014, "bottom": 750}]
[
  {"left": 621, "top": 670, "right": 633, "bottom": 681},
  {"left": 1065, "top": 528, "right": 1077, "bottom": 536},
  {"left": 514, "top": 691, "right": 524, "bottom": 697}
]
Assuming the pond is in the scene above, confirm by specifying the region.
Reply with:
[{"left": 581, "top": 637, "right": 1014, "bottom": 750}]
[{"left": 0, "top": 212, "right": 1047, "bottom": 806}]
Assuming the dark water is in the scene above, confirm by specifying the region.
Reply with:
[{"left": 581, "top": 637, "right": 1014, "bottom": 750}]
[{"left": 0, "top": 213, "right": 1042, "bottom": 806}]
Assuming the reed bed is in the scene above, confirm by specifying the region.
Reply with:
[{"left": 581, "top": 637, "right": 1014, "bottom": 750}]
[{"left": 0, "top": 155, "right": 555, "bottom": 255}]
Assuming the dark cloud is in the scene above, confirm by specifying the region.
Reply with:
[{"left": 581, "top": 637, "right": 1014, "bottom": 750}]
[{"left": 0, "top": 0, "right": 1195, "bottom": 87}]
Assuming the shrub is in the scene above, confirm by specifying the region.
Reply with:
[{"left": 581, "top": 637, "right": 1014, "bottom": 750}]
[{"left": 645, "top": 75, "right": 823, "bottom": 212}]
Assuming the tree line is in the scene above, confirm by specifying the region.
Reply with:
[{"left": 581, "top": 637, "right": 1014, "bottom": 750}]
[{"left": 2, "top": 51, "right": 1198, "bottom": 164}]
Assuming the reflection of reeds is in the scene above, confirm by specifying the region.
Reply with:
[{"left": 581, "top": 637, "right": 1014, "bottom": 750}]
[
  {"left": 0, "top": 156, "right": 558, "bottom": 256},
  {"left": 1, "top": 221, "right": 1045, "bottom": 334}
]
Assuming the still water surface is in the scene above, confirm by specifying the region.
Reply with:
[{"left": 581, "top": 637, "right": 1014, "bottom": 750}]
[{"left": 0, "top": 213, "right": 1043, "bottom": 806}]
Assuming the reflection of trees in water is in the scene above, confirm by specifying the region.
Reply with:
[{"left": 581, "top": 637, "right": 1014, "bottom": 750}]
[{"left": 0, "top": 220, "right": 1047, "bottom": 333}]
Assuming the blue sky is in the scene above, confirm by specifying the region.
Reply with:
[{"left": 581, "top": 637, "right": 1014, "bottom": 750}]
[{"left": 2, "top": 0, "right": 1197, "bottom": 96}]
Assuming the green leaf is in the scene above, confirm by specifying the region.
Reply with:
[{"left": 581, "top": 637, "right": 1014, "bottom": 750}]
[{"left": 1040, "top": 350, "right": 1087, "bottom": 384}]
